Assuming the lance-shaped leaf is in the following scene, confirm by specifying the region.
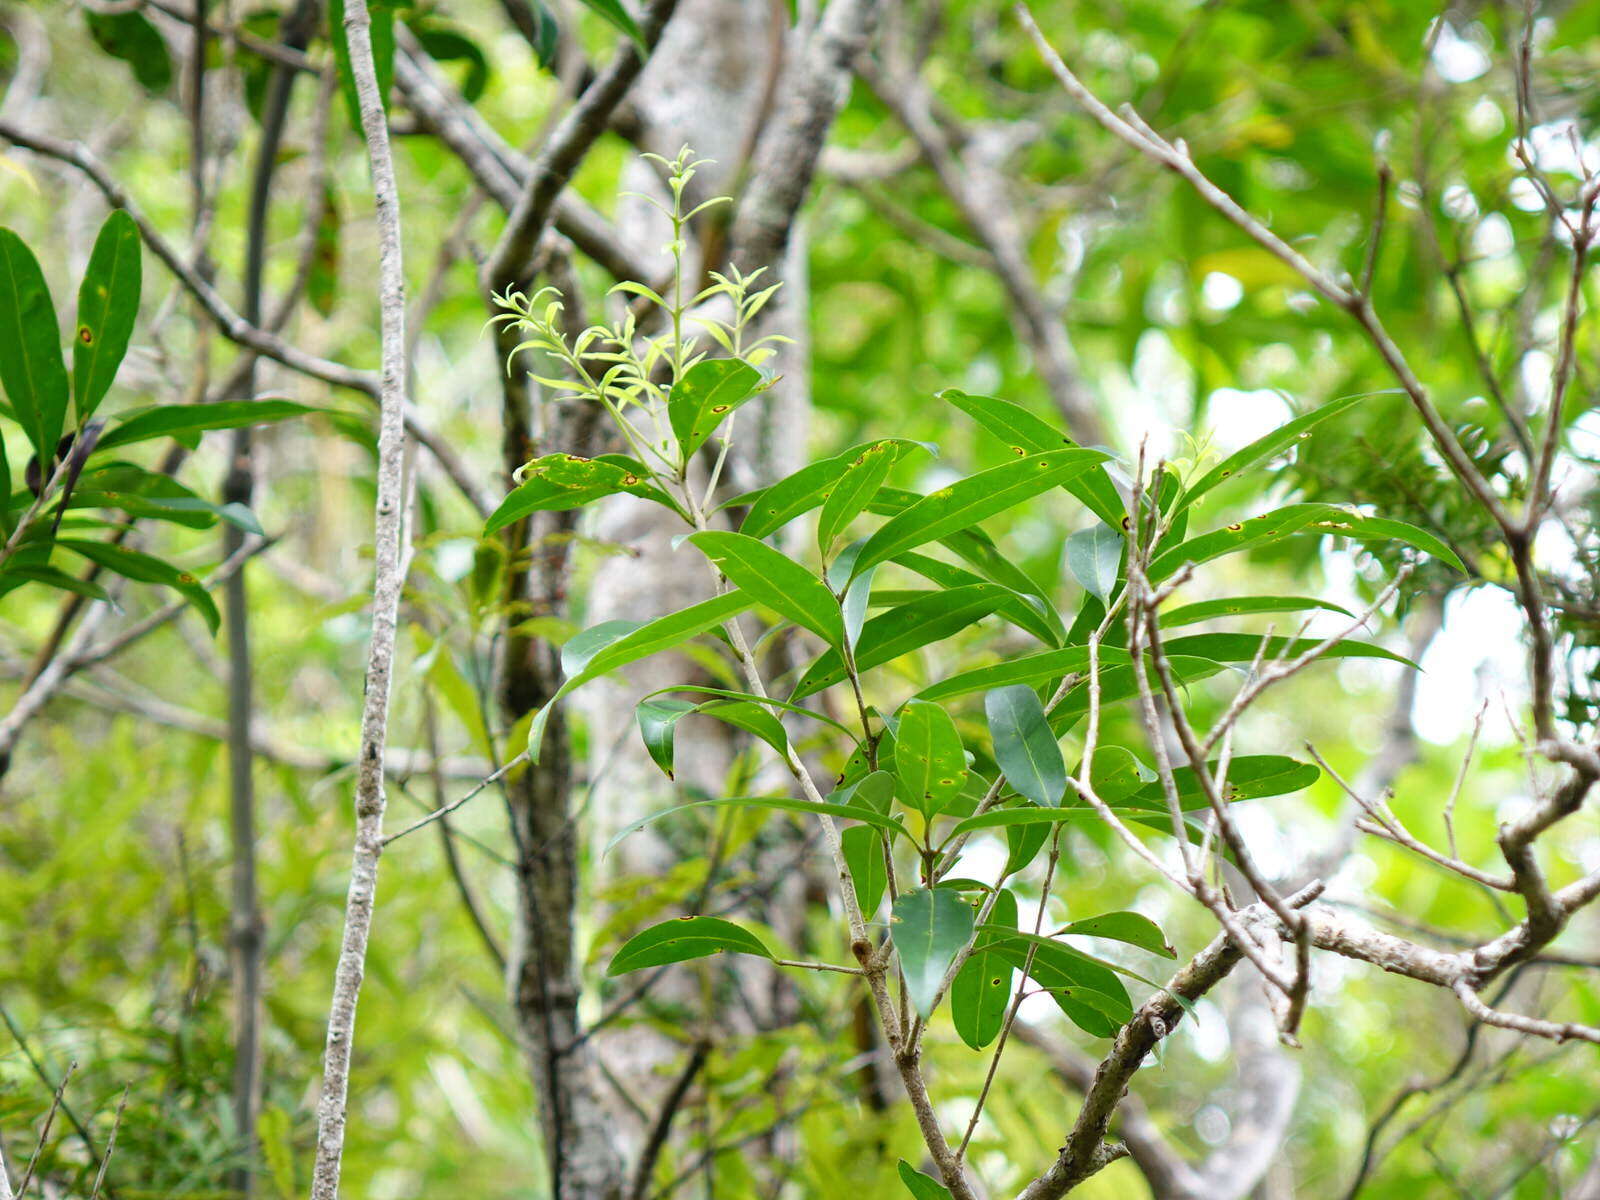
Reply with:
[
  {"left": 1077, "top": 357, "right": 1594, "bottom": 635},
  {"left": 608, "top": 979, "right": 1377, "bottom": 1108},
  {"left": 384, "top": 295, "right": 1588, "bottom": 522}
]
[
  {"left": 818, "top": 439, "right": 897, "bottom": 554},
  {"left": 952, "top": 888, "right": 1018, "bottom": 1049},
  {"left": 1048, "top": 656, "right": 1230, "bottom": 734},
  {"left": 896, "top": 551, "right": 1061, "bottom": 646},
  {"left": 84, "top": 9, "right": 173, "bottom": 92},
  {"left": 979, "top": 927, "right": 1133, "bottom": 1037},
  {"left": 607, "top": 916, "right": 772, "bottom": 975},
  {"left": 791, "top": 584, "right": 1008, "bottom": 700},
  {"left": 1178, "top": 391, "right": 1375, "bottom": 512},
  {"left": 892, "top": 887, "right": 975, "bottom": 1019},
  {"left": 734, "top": 439, "right": 931, "bottom": 538},
  {"left": 1120, "top": 754, "right": 1320, "bottom": 811},
  {"left": 1161, "top": 632, "right": 1413, "bottom": 667},
  {"left": 898, "top": 1161, "right": 955, "bottom": 1200},
  {"left": 891, "top": 699, "right": 967, "bottom": 820},
  {"left": 485, "top": 453, "right": 680, "bottom": 533},
  {"left": 669, "top": 358, "right": 762, "bottom": 459},
  {"left": 73, "top": 210, "right": 141, "bottom": 422},
  {"left": 985, "top": 685, "right": 1066, "bottom": 807},
  {"left": 940, "top": 390, "right": 1124, "bottom": 527},
  {"left": 918, "top": 645, "right": 1131, "bottom": 704},
  {"left": 97, "top": 398, "right": 312, "bottom": 452},
  {"left": 1159, "top": 594, "right": 1355, "bottom": 627},
  {"left": 1061, "top": 911, "right": 1175, "bottom": 958},
  {"left": 0, "top": 228, "right": 69, "bottom": 462},
  {"left": 1066, "top": 522, "right": 1122, "bottom": 602},
  {"left": 842, "top": 824, "right": 889, "bottom": 918},
  {"left": 1149, "top": 502, "right": 1464, "bottom": 581},
  {"left": 636, "top": 698, "right": 697, "bottom": 778},
  {"left": 576, "top": 0, "right": 647, "bottom": 47},
  {"left": 605, "top": 794, "right": 907, "bottom": 857},
  {"left": 58, "top": 539, "right": 219, "bottom": 634},
  {"left": 688, "top": 531, "right": 843, "bottom": 646},
  {"left": 849, "top": 449, "right": 1107, "bottom": 581},
  {"left": 0, "top": 565, "right": 112, "bottom": 602},
  {"left": 529, "top": 591, "right": 753, "bottom": 760}
]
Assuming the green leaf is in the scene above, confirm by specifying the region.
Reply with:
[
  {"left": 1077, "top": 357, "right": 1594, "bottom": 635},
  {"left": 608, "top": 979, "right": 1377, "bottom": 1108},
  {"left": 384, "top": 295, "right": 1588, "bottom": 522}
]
[
  {"left": 842, "top": 824, "right": 888, "bottom": 918},
  {"left": 898, "top": 1160, "right": 955, "bottom": 1200},
  {"left": 689, "top": 531, "right": 843, "bottom": 646},
  {"left": 940, "top": 390, "right": 1124, "bottom": 527},
  {"left": 530, "top": 591, "right": 753, "bottom": 761},
  {"left": 891, "top": 700, "right": 967, "bottom": 820},
  {"left": 1159, "top": 595, "right": 1355, "bottom": 627},
  {"left": 1081, "top": 745, "right": 1159, "bottom": 802},
  {"left": 639, "top": 684, "right": 857, "bottom": 740},
  {"left": 891, "top": 888, "right": 975, "bottom": 1019},
  {"left": 952, "top": 888, "right": 1017, "bottom": 1050},
  {"left": 412, "top": 26, "right": 491, "bottom": 102},
  {"left": 985, "top": 685, "right": 1066, "bottom": 807},
  {"left": 97, "top": 399, "right": 312, "bottom": 452},
  {"left": 0, "top": 564, "right": 111, "bottom": 603},
  {"left": 84, "top": 10, "right": 173, "bottom": 92},
  {"left": 607, "top": 916, "right": 772, "bottom": 975},
  {"left": 734, "top": 440, "right": 933, "bottom": 538},
  {"left": 849, "top": 449, "right": 1107, "bottom": 581},
  {"left": 1161, "top": 632, "right": 1414, "bottom": 667},
  {"left": 329, "top": 0, "right": 395, "bottom": 133},
  {"left": 918, "top": 646, "right": 1129, "bottom": 704},
  {"left": 0, "top": 228, "right": 69, "bottom": 462},
  {"left": 57, "top": 539, "right": 219, "bottom": 634},
  {"left": 896, "top": 551, "right": 1061, "bottom": 646},
  {"left": 485, "top": 452, "right": 680, "bottom": 533},
  {"left": 72, "top": 210, "right": 141, "bottom": 423},
  {"left": 818, "top": 440, "right": 897, "bottom": 555},
  {"left": 669, "top": 358, "right": 762, "bottom": 459},
  {"left": 978, "top": 927, "right": 1131, "bottom": 1036},
  {"left": 576, "top": 0, "right": 647, "bottom": 47},
  {"left": 1048, "top": 657, "right": 1230, "bottom": 734},
  {"left": 636, "top": 698, "right": 696, "bottom": 778},
  {"left": 605, "top": 794, "right": 907, "bottom": 856},
  {"left": 1149, "top": 502, "right": 1464, "bottom": 581},
  {"left": 1066, "top": 523, "right": 1122, "bottom": 602},
  {"left": 791, "top": 584, "right": 1009, "bottom": 700},
  {"left": 1180, "top": 392, "right": 1375, "bottom": 512},
  {"left": 1061, "top": 911, "right": 1175, "bottom": 958},
  {"left": 1121, "top": 755, "right": 1320, "bottom": 811}
]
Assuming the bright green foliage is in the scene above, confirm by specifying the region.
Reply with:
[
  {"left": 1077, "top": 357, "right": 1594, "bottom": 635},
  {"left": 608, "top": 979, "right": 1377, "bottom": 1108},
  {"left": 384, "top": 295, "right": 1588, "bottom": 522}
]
[
  {"left": 0, "top": 227, "right": 69, "bottom": 462},
  {"left": 985, "top": 685, "right": 1067, "bottom": 808},
  {"left": 72, "top": 210, "right": 141, "bottom": 423},
  {"left": 607, "top": 915, "right": 773, "bottom": 974},
  {"left": 891, "top": 699, "right": 968, "bottom": 820}
]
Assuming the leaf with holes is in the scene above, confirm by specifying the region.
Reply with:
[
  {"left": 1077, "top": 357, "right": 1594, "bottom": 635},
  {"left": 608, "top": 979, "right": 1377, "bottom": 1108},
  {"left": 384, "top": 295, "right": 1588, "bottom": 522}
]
[
  {"left": 669, "top": 358, "right": 763, "bottom": 459},
  {"left": 952, "top": 888, "right": 1018, "bottom": 1049}
]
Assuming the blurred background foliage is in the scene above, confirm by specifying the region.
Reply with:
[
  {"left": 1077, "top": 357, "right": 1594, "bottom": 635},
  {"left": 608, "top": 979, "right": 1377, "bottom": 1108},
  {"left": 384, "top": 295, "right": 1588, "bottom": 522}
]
[{"left": 1, "top": 0, "right": 1598, "bottom": 1196}]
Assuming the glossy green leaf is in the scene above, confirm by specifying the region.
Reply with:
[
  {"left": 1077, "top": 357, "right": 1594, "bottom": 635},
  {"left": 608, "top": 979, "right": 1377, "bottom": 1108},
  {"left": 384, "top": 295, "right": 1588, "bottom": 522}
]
[
  {"left": 72, "top": 211, "right": 141, "bottom": 423},
  {"left": 918, "top": 645, "right": 1130, "bottom": 704},
  {"left": 485, "top": 453, "right": 679, "bottom": 533},
  {"left": 896, "top": 551, "right": 1061, "bottom": 646},
  {"left": 0, "top": 228, "right": 69, "bottom": 462},
  {"left": 985, "top": 685, "right": 1066, "bottom": 807},
  {"left": 791, "top": 584, "right": 1008, "bottom": 700},
  {"left": 819, "top": 440, "right": 897, "bottom": 554},
  {"left": 1066, "top": 523, "right": 1122, "bottom": 602},
  {"left": 1061, "top": 911, "right": 1175, "bottom": 958},
  {"left": 891, "top": 700, "right": 968, "bottom": 819},
  {"left": 1119, "top": 754, "right": 1321, "bottom": 812},
  {"left": 639, "top": 684, "right": 857, "bottom": 740},
  {"left": 97, "top": 399, "right": 312, "bottom": 452},
  {"left": 1149, "top": 502, "right": 1463, "bottom": 581},
  {"left": 940, "top": 390, "right": 1124, "bottom": 527},
  {"left": 689, "top": 531, "right": 843, "bottom": 646},
  {"left": 669, "top": 358, "right": 762, "bottom": 459},
  {"left": 951, "top": 888, "right": 1017, "bottom": 1049},
  {"left": 1081, "top": 745, "right": 1159, "bottom": 803},
  {"left": 1048, "top": 657, "right": 1230, "bottom": 734},
  {"left": 0, "top": 565, "right": 111, "bottom": 603},
  {"left": 1161, "top": 632, "right": 1414, "bottom": 667},
  {"left": 636, "top": 698, "right": 696, "bottom": 778},
  {"left": 413, "top": 26, "right": 491, "bottom": 102},
  {"left": 1179, "top": 392, "right": 1375, "bottom": 512},
  {"left": 978, "top": 927, "right": 1132, "bottom": 1037},
  {"left": 735, "top": 439, "right": 930, "bottom": 538},
  {"left": 849, "top": 449, "right": 1107, "bottom": 580},
  {"left": 57, "top": 539, "right": 219, "bottom": 634},
  {"left": 530, "top": 591, "right": 753, "bottom": 760},
  {"left": 891, "top": 887, "right": 975, "bottom": 1019},
  {"left": 1159, "top": 595, "right": 1355, "bottom": 627},
  {"left": 898, "top": 1160, "right": 955, "bottom": 1200},
  {"left": 842, "top": 824, "right": 889, "bottom": 918},
  {"left": 607, "top": 916, "right": 771, "bottom": 975}
]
